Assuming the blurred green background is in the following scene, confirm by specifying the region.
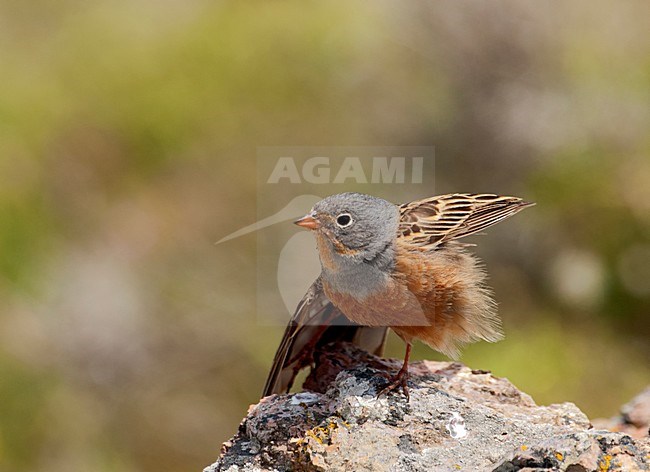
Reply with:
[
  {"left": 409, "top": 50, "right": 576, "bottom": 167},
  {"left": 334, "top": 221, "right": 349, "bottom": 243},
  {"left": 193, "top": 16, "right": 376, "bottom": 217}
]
[{"left": 1, "top": 1, "right": 649, "bottom": 470}]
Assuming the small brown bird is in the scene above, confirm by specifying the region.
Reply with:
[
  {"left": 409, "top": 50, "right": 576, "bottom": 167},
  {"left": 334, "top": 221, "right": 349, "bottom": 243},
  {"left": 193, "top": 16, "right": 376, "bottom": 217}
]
[{"left": 263, "top": 192, "right": 533, "bottom": 399}]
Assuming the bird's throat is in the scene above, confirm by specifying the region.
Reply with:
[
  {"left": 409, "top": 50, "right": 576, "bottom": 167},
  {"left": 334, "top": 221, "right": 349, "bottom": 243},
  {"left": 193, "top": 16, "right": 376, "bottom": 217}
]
[{"left": 316, "top": 233, "right": 394, "bottom": 300}]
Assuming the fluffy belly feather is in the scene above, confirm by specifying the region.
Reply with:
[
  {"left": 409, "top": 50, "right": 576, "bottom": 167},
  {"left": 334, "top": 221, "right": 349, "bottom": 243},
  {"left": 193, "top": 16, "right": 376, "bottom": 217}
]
[{"left": 322, "top": 243, "right": 502, "bottom": 359}]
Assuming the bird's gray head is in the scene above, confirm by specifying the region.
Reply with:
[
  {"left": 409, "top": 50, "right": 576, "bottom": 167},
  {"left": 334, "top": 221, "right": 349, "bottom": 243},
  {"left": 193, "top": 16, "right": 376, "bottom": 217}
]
[{"left": 295, "top": 193, "right": 399, "bottom": 263}]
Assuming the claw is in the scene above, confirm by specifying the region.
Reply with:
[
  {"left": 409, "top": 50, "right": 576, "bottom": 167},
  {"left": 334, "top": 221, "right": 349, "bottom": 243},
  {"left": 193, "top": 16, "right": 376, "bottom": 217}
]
[
  {"left": 377, "top": 368, "right": 410, "bottom": 401},
  {"left": 377, "top": 342, "right": 412, "bottom": 401}
]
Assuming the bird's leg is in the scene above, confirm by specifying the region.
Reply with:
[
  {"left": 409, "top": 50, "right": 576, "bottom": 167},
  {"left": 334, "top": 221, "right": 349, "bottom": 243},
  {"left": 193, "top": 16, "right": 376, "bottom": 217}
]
[{"left": 378, "top": 343, "right": 412, "bottom": 400}]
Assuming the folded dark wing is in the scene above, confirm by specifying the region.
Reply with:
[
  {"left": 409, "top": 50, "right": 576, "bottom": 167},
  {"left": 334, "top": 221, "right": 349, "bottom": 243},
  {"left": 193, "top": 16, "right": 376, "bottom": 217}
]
[{"left": 262, "top": 278, "right": 388, "bottom": 397}]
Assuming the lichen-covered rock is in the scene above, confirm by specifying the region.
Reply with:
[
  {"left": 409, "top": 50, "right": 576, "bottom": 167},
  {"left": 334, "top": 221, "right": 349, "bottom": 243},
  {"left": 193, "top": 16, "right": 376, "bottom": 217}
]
[{"left": 205, "top": 343, "right": 650, "bottom": 472}]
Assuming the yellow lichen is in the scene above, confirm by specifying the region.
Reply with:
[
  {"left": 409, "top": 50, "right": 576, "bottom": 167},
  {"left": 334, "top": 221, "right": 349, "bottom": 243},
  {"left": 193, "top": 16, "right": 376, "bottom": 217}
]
[
  {"left": 598, "top": 454, "right": 612, "bottom": 472},
  {"left": 520, "top": 445, "right": 528, "bottom": 451},
  {"left": 303, "top": 421, "right": 341, "bottom": 448},
  {"left": 305, "top": 430, "right": 324, "bottom": 445},
  {"left": 555, "top": 452, "right": 564, "bottom": 461}
]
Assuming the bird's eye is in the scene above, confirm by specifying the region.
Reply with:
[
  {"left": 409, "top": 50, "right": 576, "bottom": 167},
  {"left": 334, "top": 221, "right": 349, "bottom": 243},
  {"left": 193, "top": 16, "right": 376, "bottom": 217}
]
[{"left": 336, "top": 213, "right": 353, "bottom": 227}]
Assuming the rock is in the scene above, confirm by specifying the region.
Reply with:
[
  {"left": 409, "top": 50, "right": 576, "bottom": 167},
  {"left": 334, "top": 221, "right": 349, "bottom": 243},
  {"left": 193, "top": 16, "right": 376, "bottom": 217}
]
[
  {"left": 593, "top": 386, "right": 650, "bottom": 440},
  {"left": 205, "top": 343, "right": 650, "bottom": 472}
]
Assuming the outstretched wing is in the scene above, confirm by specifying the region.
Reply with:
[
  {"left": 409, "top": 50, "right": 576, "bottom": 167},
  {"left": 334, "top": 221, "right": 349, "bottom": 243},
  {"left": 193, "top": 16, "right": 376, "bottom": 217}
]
[
  {"left": 262, "top": 277, "right": 388, "bottom": 397},
  {"left": 398, "top": 193, "right": 534, "bottom": 249}
]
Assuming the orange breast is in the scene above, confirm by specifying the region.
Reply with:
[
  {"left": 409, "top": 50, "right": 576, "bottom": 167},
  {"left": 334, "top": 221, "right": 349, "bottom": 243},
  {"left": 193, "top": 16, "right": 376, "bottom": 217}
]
[
  {"left": 322, "top": 275, "right": 428, "bottom": 328},
  {"left": 323, "top": 242, "right": 500, "bottom": 359}
]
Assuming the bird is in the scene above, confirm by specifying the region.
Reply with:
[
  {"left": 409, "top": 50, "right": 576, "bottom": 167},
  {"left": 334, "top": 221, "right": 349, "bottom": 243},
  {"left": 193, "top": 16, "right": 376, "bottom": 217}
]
[{"left": 263, "top": 192, "right": 534, "bottom": 399}]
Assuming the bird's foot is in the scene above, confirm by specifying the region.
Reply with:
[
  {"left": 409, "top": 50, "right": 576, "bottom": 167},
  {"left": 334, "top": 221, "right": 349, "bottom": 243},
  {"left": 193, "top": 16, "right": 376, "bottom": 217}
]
[{"left": 377, "top": 368, "right": 409, "bottom": 401}]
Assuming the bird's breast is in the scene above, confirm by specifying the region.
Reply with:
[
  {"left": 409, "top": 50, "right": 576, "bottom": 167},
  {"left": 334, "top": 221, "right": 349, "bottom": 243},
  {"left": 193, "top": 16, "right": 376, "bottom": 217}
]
[{"left": 322, "top": 268, "right": 428, "bottom": 327}]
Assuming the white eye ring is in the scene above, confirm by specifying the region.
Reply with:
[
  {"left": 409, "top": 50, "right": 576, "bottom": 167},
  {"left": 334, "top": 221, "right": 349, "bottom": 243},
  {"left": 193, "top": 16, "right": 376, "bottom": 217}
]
[{"left": 336, "top": 213, "right": 353, "bottom": 227}]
